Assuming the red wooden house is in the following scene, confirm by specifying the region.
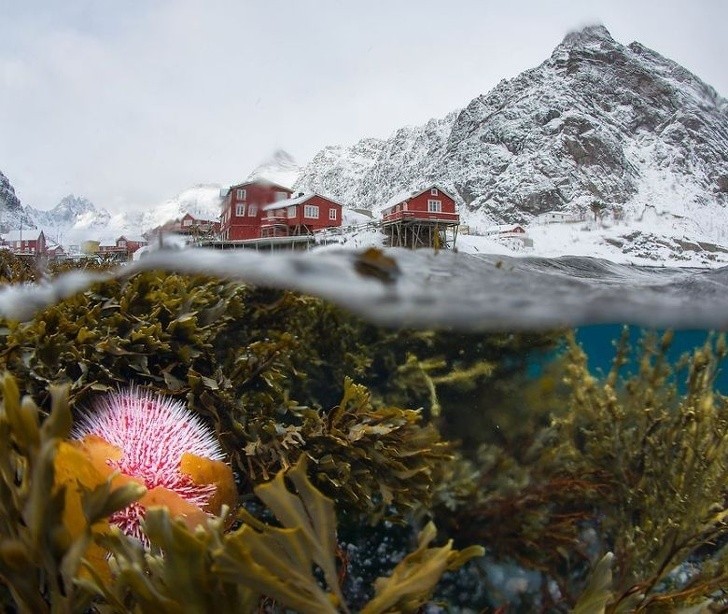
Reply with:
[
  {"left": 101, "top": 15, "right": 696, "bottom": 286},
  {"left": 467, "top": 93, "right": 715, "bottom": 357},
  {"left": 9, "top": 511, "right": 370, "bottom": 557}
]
[
  {"left": 1, "top": 230, "right": 46, "bottom": 257},
  {"left": 261, "top": 193, "right": 344, "bottom": 238},
  {"left": 220, "top": 179, "right": 293, "bottom": 241},
  {"left": 381, "top": 185, "right": 459, "bottom": 224},
  {"left": 98, "top": 235, "right": 147, "bottom": 260},
  {"left": 156, "top": 213, "right": 220, "bottom": 236}
]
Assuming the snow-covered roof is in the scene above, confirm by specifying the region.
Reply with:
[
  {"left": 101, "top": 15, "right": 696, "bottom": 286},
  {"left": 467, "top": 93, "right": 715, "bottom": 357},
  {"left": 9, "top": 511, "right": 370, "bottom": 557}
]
[
  {"left": 486, "top": 224, "right": 527, "bottom": 233},
  {"left": 117, "top": 234, "right": 146, "bottom": 243},
  {"left": 228, "top": 178, "right": 293, "bottom": 194},
  {"left": 263, "top": 192, "right": 314, "bottom": 211},
  {"left": 2, "top": 229, "right": 44, "bottom": 242},
  {"left": 263, "top": 192, "right": 345, "bottom": 212},
  {"left": 382, "top": 184, "right": 458, "bottom": 210}
]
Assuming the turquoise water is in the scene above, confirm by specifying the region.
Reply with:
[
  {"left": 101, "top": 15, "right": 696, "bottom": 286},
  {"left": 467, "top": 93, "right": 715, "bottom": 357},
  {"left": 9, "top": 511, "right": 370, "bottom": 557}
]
[{"left": 576, "top": 324, "right": 727, "bottom": 393}]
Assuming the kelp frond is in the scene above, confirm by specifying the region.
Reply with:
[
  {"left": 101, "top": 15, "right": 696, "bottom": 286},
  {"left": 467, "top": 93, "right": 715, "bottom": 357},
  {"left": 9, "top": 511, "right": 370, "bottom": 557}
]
[{"left": 0, "top": 375, "right": 483, "bottom": 612}]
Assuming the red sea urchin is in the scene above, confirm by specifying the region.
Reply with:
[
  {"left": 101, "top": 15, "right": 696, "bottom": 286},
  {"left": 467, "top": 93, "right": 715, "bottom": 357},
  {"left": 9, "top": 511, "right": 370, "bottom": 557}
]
[{"left": 72, "top": 387, "right": 234, "bottom": 544}]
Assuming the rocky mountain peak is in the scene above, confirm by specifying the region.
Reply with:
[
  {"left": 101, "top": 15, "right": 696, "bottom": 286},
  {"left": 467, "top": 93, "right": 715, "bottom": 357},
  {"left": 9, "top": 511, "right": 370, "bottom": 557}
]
[
  {"left": 246, "top": 149, "right": 301, "bottom": 188},
  {"left": 53, "top": 194, "right": 98, "bottom": 218},
  {"left": 559, "top": 23, "right": 616, "bottom": 49},
  {"left": 295, "top": 25, "right": 728, "bottom": 249},
  {"left": 0, "top": 170, "right": 22, "bottom": 213}
]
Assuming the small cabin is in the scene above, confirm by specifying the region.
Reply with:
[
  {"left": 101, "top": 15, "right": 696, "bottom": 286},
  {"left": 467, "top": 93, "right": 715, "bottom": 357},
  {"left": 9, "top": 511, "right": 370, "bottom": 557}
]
[
  {"left": 381, "top": 185, "right": 459, "bottom": 225},
  {"left": 485, "top": 224, "right": 527, "bottom": 236},
  {"left": 533, "top": 211, "right": 580, "bottom": 224},
  {"left": 46, "top": 240, "right": 65, "bottom": 260},
  {"left": 220, "top": 179, "right": 293, "bottom": 241},
  {"left": 261, "top": 193, "right": 344, "bottom": 238}
]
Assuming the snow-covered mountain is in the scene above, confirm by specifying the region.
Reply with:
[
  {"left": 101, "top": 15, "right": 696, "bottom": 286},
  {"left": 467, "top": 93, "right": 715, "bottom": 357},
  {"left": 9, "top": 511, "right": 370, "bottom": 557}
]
[
  {"left": 3, "top": 26, "right": 727, "bottom": 266},
  {"left": 126, "top": 184, "right": 223, "bottom": 233},
  {"left": 0, "top": 177, "right": 224, "bottom": 245},
  {"left": 0, "top": 171, "right": 36, "bottom": 233},
  {"left": 246, "top": 149, "right": 301, "bottom": 189},
  {"left": 295, "top": 25, "right": 728, "bottom": 262}
]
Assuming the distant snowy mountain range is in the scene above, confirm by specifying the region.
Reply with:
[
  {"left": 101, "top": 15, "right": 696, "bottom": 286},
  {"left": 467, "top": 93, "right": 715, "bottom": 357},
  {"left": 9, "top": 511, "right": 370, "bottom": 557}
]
[{"left": 2, "top": 25, "right": 726, "bottom": 265}]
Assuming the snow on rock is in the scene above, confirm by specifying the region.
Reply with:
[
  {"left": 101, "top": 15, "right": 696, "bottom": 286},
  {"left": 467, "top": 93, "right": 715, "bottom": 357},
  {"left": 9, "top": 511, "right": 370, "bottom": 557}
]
[
  {"left": 296, "top": 24, "right": 728, "bottom": 264},
  {"left": 246, "top": 149, "right": 301, "bottom": 189}
]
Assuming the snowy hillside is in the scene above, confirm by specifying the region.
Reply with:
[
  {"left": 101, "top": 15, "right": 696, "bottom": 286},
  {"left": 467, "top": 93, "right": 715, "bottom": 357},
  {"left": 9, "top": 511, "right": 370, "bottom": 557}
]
[
  {"left": 0, "top": 171, "right": 36, "bottom": 233},
  {"left": 3, "top": 25, "right": 727, "bottom": 266},
  {"left": 130, "top": 184, "right": 223, "bottom": 231},
  {"left": 0, "top": 177, "right": 224, "bottom": 245},
  {"left": 296, "top": 25, "right": 728, "bottom": 263},
  {"left": 246, "top": 149, "right": 301, "bottom": 189}
]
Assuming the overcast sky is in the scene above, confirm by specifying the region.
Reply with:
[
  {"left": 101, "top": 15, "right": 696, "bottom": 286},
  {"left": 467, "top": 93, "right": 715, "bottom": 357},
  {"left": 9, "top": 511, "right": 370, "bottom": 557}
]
[{"left": 1, "top": 0, "right": 726, "bottom": 212}]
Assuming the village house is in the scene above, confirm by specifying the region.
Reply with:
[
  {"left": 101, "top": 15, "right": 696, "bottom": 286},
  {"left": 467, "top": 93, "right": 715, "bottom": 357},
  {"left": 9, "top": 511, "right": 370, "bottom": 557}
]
[
  {"left": 533, "top": 211, "right": 581, "bottom": 224},
  {"left": 380, "top": 185, "right": 460, "bottom": 248},
  {"left": 46, "top": 239, "right": 65, "bottom": 260},
  {"left": 261, "top": 192, "right": 344, "bottom": 238},
  {"left": 381, "top": 185, "right": 459, "bottom": 224},
  {"left": 97, "top": 235, "right": 148, "bottom": 261},
  {"left": 219, "top": 179, "right": 293, "bottom": 241},
  {"left": 150, "top": 213, "right": 220, "bottom": 239},
  {"left": 1, "top": 230, "right": 47, "bottom": 257},
  {"left": 485, "top": 224, "right": 528, "bottom": 236},
  {"left": 485, "top": 224, "right": 534, "bottom": 249}
]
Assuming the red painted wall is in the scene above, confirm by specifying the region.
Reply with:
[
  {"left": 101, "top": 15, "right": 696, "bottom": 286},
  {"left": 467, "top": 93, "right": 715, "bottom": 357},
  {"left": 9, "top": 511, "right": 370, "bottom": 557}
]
[
  {"left": 262, "top": 194, "right": 343, "bottom": 235},
  {"left": 220, "top": 181, "right": 293, "bottom": 241},
  {"left": 407, "top": 188, "right": 456, "bottom": 215},
  {"left": 381, "top": 187, "right": 458, "bottom": 224}
]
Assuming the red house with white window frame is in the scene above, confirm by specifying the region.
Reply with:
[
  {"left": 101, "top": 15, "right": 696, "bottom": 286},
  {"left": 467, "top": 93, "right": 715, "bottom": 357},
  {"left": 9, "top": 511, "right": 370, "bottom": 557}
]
[
  {"left": 261, "top": 193, "right": 343, "bottom": 238},
  {"left": 220, "top": 179, "right": 293, "bottom": 241},
  {"left": 2, "top": 230, "right": 46, "bottom": 257},
  {"left": 381, "top": 185, "right": 459, "bottom": 224}
]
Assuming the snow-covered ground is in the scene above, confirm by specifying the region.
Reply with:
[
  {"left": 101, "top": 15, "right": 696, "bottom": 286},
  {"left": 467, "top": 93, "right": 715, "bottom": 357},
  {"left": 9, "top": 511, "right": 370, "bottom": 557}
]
[{"left": 313, "top": 208, "right": 728, "bottom": 269}]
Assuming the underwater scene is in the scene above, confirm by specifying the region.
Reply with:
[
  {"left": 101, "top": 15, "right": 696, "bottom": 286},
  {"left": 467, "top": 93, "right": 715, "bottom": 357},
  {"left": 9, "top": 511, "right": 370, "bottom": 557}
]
[{"left": 0, "top": 246, "right": 727, "bottom": 613}]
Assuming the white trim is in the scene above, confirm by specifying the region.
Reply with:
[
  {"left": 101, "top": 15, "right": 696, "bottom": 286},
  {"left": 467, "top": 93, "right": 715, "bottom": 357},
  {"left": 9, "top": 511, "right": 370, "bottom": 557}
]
[
  {"left": 304, "top": 204, "right": 319, "bottom": 219},
  {"left": 329, "top": 208, "right": 337, "bottom": 220},
  {"left": 248, "top": 204, "right": 258, "bottom": 217},
  {"left": 236, "top": 203, "right": 245, "bottom": 216},
  {"left": 427, "top": 199, "right": 442, "bottom": 213},
  {"left": 236, "top": 188, "right": 246, "bottom": 200},
  {"left": 431, "top": 188, "right": 438, "bottom": 196}
]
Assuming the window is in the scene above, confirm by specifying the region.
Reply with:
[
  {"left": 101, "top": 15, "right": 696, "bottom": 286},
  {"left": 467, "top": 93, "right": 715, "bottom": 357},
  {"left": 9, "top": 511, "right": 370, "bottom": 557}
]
[
  {"left": 287, "top": 206, "right": 297, "bottom": 219},
  {"left": 329, "top": 208, "right": 337, "bottom": 220},
  {"left": 248, "top": 204, "right": 258, "bottom": 217},
  {"left": 119, "top": 240, "right": 127, "bottom": 248},
  {"left": 431, "top": 188, "right": 439, "bottom": 196},
  {"left": 304, "top": 204, "right": 319, "bottom": 219},
  {"left": 236, "top": 203, "right": 245, "bottom": 216},
  {"left": 427, "top": 199, "right": 442, "bottom": 213},
  {"left": 183, "top": 218, "right": 192, "bottom": 226},
  {"left": 274, "top": 191, "right": 288, "bottom": 201},
  {"left": 236, "top": 188, "right": 246, "bottom": 200}
]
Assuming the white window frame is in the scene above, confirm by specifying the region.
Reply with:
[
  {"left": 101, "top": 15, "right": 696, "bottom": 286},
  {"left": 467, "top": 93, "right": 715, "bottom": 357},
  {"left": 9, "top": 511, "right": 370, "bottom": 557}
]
[
  {"left": 427, "top": 199, "right": 442, "bottom": 213},
  {"left": 236, "top": 203, "right": 245, "bottom": 216},
  {"left": 430, "top": 188, "right": 439, "bottom": 196},
  {"left": 274, "top": 191, "right": 288, "bottom": 202},
  {"left": 287, "top": 206, "right": 297, "bottom": 219},
  {"left": 304, "top": 204, "right": 319, "bottom": 219},
  {"left": 236, "top": 188, "right": 246, "bottom": 200},
  {"left": 329, "top": 208, "right": 337, "bottom": 220},
  {"left": 183, "top": 218, "right": 193, "bottom": 226},
  {"left": 248, "top": 204, "right": 258, "bottom": 217}
]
